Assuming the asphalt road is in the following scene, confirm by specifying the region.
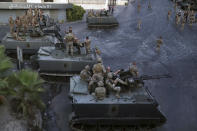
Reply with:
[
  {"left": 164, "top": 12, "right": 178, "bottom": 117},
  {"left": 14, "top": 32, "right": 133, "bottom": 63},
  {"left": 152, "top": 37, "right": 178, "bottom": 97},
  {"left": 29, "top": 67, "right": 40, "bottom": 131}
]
[{"left": 0, "top": 0, "right": 197, "bottom": 130}]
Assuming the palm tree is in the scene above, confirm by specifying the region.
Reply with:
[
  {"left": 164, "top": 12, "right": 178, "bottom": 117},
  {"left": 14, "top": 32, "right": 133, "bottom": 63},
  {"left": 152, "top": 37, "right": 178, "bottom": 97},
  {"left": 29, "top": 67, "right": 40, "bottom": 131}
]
[
  {"left": 0, "top": 45, "right": 13, "bottom": 78},
  {"left": 0, "top": 45, "right": 13, "bottom": 104},
  {"left": 0, "top": 45, "right": 45, "bottom": 119},
  {"left": 8, "top": 69, "right": 45, "bottom": 118}
]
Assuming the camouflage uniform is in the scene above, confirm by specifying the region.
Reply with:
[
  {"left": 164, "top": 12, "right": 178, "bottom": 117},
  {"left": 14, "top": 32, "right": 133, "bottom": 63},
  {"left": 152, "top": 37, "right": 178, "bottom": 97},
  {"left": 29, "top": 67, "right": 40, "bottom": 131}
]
[
  {"left": 176, "top": 14, "right": 181, "bottom": 25},
  {"left": 32, "top": 16, "right": 38, "bottom": 27},
  {"left": 84, "top": 37, "right": 91, "bottom": 54},
  {"left": 167, "top": 10, "right": 171, "bottom": 20},
  {"left": 11, "top": 31, "right": 25, "bottom": 41},
  {"left": 15, "top": 17, "right": 22, "bottom": 34},
  {"left": 8, "top": 16, "right": 14, "bottom": 34},
  {"left": 23, "top": 14, "right": 28, "bottom": 35},
  {"left": 80, "top": 65, "right": 92, "bottom": 82},
  {"left": 95, "top": 81, "right": 106, "bottom": 100},
  {"left": 129, "top": 62, "right": 139, "bottom": 77},
  {"left": 64, "top": 28, "right": 74, "bottom": 56},
  {"left": 156, "top": 36, "right": 163, "bottom": 51},
  {"left": 39, "top": 9, "right": 43, "bottom": 17},
  {"left": 183, "top": 10, "right": 188, "bottom": 22},
  {"left": 88, "top": 73, "right": 104, "bottom": 93},
  {"left": 189, "top": 10, "right": 195, "bottom": 26},
  {"left": 181, "top": 19, "right": 185, "bottom": 30},
  {"left": 27, "top": 8, "right": 33, "bottom": 26},
  {"left": 95, "top": 46, "right": 101, "bottom": 55},
  {"left": 92, "top": 58, "right": 106, "bottom": 74},
  {"left": 34, "top": 8, "right": 39, "bottom": 18},
  {"left": 105, "top": 72, "right": 126, "bottom": 98}
]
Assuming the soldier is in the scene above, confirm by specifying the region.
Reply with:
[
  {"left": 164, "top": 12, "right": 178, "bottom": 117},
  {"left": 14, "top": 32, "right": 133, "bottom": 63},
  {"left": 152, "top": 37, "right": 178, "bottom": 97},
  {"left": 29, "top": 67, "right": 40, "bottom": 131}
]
[
  {"left": 156, "top": 36, "right": 163, "bottom": 51},
  {"left": 181, "top": 19, "right": 185, "bottom": 31},
  {"left": 129, "top": 62, "right": 138, "bottom": 77},
  {"left": 84, "top": 36, "right": 91, "bottom": 54},
  {"left": 32, "top": 15, "right": 39, "bottom": 28},
  {"left": 22, "top": 12, "right": 29, "bottom": 35},
  {"left": 92, "top": 57, "right": 106, "bottom": 75},
  {"left": 95, "top": 46, "right": 101, "bottom": 55},
  {"left": 183, "top": 10, "right": 188, "bottom": 22},
  {"left": 96, "top": 11, "right": 100, "bottom": 17},
  {"left": 188, "top": 4, "right": 191, "bottom": 11},
  {"left": 34, "top": 8, "right": 39, "bottom": 18},
  {"left": 11, "top": 30, "right": 25, "bottom": 41},
  {"left": 189, "top": 10, "right": 195, "bottom": 27},
  {"left": 80, "top": 65, "right": 92, "bottom": 82},
  {"left": 8, "top": 16, "right": 14, "bottom": 34},
  {"left": 88, "top": 73, "right": 104, "bottom": 93},
  {"left": 94, "top": 81, "right": 106, "bottom": 100},
  {"left": 167, "top": 10, "right": 171, "bottom": 20},
  {"left": 64, "top": 27, "right": 74, "bottom": 56},
  {"left": 38, "top": 9, "right": 43, "bottom": 17},
  {"left": 15, "top": 16, "right": 22, "bottom": 34},
  {"left": 175, "top": 13, "right": 181, "bottom": 25},
  {"left": 105, "top": 72, "right": 127, "bottom": 98},
  {"left": 73, "top": 37, "right": 82, "bottom": 54},
  {"left": 137, "top": 3, "right": 141, "bottom": 13},
  {"left": 27, "top": 8, "right": 33, "bottom": 26},
  {"left": 137, "top": 19, "right": 142, "bottom": 30},
  {"left": 118, "top": 62, "right": 139, "bottom": 81}
]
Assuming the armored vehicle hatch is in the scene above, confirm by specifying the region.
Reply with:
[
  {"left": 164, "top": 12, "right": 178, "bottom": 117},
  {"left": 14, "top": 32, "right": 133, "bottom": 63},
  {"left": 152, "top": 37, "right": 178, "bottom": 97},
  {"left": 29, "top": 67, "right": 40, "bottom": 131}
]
[
  {"left": 69, "top": 75, "right": 167, "bottom": 129},
  {"left": 33, "top": 47, "right": 97, "bottom": 76},
  {"left": 1, "top": 33, "right": 59, "bottom": 54}
]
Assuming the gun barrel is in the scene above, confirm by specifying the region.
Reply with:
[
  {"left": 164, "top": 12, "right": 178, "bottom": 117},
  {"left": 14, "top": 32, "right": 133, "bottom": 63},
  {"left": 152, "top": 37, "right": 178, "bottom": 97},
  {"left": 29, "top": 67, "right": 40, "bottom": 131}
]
[{"left": 133, "top": 74, "right": 171, "bottom": 81}]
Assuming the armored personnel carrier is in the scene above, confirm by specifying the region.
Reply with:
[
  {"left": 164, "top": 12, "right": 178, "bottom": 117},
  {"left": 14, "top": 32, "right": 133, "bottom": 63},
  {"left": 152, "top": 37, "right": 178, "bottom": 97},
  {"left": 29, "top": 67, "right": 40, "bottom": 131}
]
[
  {"left": 1, "top": 33, "right": 60, "bottom": 54},
  {"left": 69, "top": 71, "right": 170, "bottom": 130},
  {"left": 32, "top": 45, "right": 97, "bottom": 76},
  {"left": 87, "top": 10, "right": 119, "bottom": 28},
  {"left": 1, "top": 14, "right": 62, "bottom": 54}
]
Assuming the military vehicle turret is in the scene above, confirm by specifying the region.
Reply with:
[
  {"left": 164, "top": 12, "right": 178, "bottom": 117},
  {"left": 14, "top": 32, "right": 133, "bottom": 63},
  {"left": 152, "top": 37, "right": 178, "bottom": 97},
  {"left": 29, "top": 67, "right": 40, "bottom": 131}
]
[
  {"left": 69, "top": 66, "right": 171, "bottom": 130},
  {"left": 87, "top": 10, "right": 119, "bottom": 28}
]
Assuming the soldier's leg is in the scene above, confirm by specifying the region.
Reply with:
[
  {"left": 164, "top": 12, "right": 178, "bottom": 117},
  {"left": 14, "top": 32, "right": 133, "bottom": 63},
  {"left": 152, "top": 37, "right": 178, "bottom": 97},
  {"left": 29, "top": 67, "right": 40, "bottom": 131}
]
[
  {"left": 66, "top": 43, "right": 70, "bottom": 54},
  {"left": 70, "top": 43, "right": 73, "bottom": 56},
  {"left": 88, "top": 80, "right": 95, "bottom": 93},
  {"left": 113, "top": 86, "right": 121, "bottom": 98},
  {"left": 10, "top": 26, "right": 13, "bottom": 34},
  {"left": 156, "top": 44, "right": 160, "bottom": 51},
  {"left": 114, "top": 78, "right": 127, "bottom": 85}
]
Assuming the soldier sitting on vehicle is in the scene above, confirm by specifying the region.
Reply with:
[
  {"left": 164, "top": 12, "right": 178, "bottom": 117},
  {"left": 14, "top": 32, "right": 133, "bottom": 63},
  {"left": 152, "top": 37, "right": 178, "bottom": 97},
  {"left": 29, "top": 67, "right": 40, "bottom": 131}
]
[
  {"left": 88, "top": 73, "right": 104, "bottom": 93},
  {"left": 11, "top": 30, "right": 25, "bottom": 41},
  {"left": 92, "top": 58, "right": 106, "bottom": 74},
  {"left": 80, "top": 65, "right": 92, "bottom": 82},
  {"left": 105, "top": 72, "right": 127, "bottom": 98},
  {"left": 94, "top": 81, "right": 106, "bottom": 100}
]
